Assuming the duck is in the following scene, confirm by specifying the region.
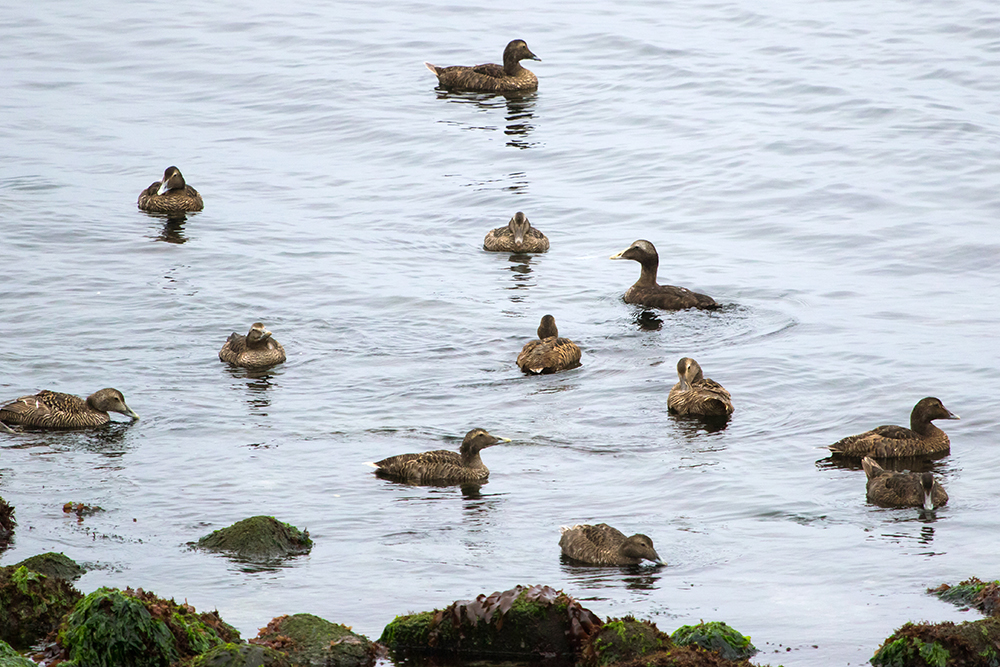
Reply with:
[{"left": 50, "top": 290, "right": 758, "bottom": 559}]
[
  {"left": 516, "top": 315, "right": 581, "bottom": 374},
  {"left": 862, "top": 457, "right": 948, "bottom": 510},
  {"left": 425, "top": 39, "right": 540, "bottom": 93},
  {"left": 559, "top": 523, "right": 663, "bottom": 566},
  {"left": 219, "top": 323, "right": 286, "bottom": 369},
  {"left": 828, "top": 397, "right": 959, "bottom": 458},
  {"left": 137, "top": 166, "right": 204, "bottom": 213},
  {"left": 368, "top": 428, "right": 510, "bottom": 484},
  {"left": 0, "top": 389, "right": 139, "bottom": 430},
  {"left": 610, "top": 240, "right": 719, "bottom": 311},
  {"left": 668, "top": 357, "right": 733, "bottom": 417},
  {"left": 484, "top": 211, "right": 549, "bottom": 253}
]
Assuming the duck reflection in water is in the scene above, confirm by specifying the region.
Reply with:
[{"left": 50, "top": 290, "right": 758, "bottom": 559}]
[
  {"left": 815, "top": 452, "right": 947, "bottom": 473},
  {"left": 225, "top": 366, "right": 278, "bottom": 415},
  {"left": 633, "top": 310, "right": 663, "bottom": 331},
  {"left": 433, "top": 90, "right": 538, "bottom": 149},
  {"left": 154, "top": 213, "right": 189, "bottom": 244},
  {"left": 506, "top": 253, "right": 535, "bottom": 300}
]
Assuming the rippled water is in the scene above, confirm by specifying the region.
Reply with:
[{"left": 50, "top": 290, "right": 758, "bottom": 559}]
[{"left": 2, "top": 0, "right": 1000, "bottom": 664}]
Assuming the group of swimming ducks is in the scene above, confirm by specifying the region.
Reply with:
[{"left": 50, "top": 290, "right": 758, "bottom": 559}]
[{"left": 0, "top": 40, "right": 962, "bottom": 567}]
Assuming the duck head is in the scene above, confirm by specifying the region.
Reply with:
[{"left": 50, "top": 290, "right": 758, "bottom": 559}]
[
  {"left": 504, "top": 39, "right": 540, "bottom": 65},
  {"left": 88, "top": 388, "right": 140, "bottom": 421},
  {"left": 508, "top": 211, "right": 531, "bottom": 246},
  {"left": 537, "top": 314, "right": 558, "bottom": 339},
  {"left": 246, "top": 322, "right": 273, "bottom": 346},
  {"left": 622, "top": 533, "right": 663, "bottom": 565},
  {"left": 676, "top": 357, "right": 704, "bottom": 391},
  {"left": 460, "top": 428, "right": 510, "bottom": 457},
  {"left": 156, "top": 166, "right": 187, "bottom": 195}
]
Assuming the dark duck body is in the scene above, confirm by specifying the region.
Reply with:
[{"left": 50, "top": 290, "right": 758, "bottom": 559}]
[
  {"left": 425, "top": 39, "right": 540, "bottom": 93},
  {"left": 369, "top": 428, "right": 509, "bottom": 484},
  {"left": 862, "top": 457, "right": 948, "bottom": 510},
  {"left": 484, "top": 211, "right": 549, "bottom": 253},
  {"left": 219, "top": 322, "right": 286, "bottom": 369},
  {"left": 137, "top": 166, "right": 204, "bottom": 213},
  {"left": 516, "top": 315, "right": 581, "bottom": 374},
  {"left": 0, "top": 388, "right": 139, "bottom": 430},
  {"left": 610, "top": 240, "right": 719, "bottom": 311},
  {"left": 829, "top": 397, "right": 959, "bottom": 458},
  {"left": 559, "top": 523, "right": 663, "bottom": 566},
  {"left": 668, "top": 357, "right": 733, "bottom": 417}
]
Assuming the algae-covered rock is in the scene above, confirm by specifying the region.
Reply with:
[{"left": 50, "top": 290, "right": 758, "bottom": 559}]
[
  {"left": 190, "top": 642, "right": 292, "bottom": 667},
  {"left": 253, "top": 613, "right": 376, "bottom": 667},
  {"left": 0, "top": 497, "right": 14, "bottom": 547},
  {"left": 929, "top": 577, "right": 1000, "bottom": 617},
  {"left": 379, "top": 584, "right": 602, "bottom": 659},
  {"left": 670, "top": 622, "right": 757, "bottom": 661},
  {"left": 15, "top": 551, "right": 84, "bottom": 581},
  {"left": 56, "top": 586, "right": 240, "bottom": 667},
  {"left": 0, "top": 564, "right": 82, "bottom": 649},
  {"left": 582, "top": 616, "right": 668, "bottom": 666},
  {"left": 197, "top": 516, "right": 313, "bottom": 561},
  {"left": 872, "top": 617, "right": 1000, "bottom": 667},
  {"left": 0, "top": 639, "right": 35, "bottom": 667}
]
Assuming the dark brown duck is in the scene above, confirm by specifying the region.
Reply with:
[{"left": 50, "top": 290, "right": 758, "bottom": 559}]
[
  {"left": 138, "top": 166, "right": 204, "bottom": 213},
  {"left": 668, "top": 357, "right": 733, "bottom": 417},
  {"left": 862, "top": 457, "right": 948, "bottom": 510},
  {"left": 559, "top": 523, "right": 663, "bottom": 566},
  {"left": 425, "top": 39, "right": 540, "bottom": 93},
  {"left": 516, "top": 315, "right": 581, "bottom": 374},
  {"left": 368, "top": 428, "right": 510, "bottom": 484},
  {"left": 219, "top": 322, "right": 286, "bottom": 369},
  {"left": 829, "top": 397, "right": 959, "bottom": 458},
  {"left": 0, "top": 388, "right": 139, "bottom": 430},
  {"left": 610, "top": 240, "right": 719, "bottom": 311},
  {"left": 483, "top": 211, "right": 549, "bottom": 253}
]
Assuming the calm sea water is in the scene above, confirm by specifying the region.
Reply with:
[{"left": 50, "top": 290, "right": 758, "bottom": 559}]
[{"left": 2, "top": 1, "right": 999, "bottom": 665}]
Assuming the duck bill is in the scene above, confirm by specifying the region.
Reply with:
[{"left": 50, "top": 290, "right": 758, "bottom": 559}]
[
  {"left": 156, "top": 181, "right": 170, "bottom": 195},
  {"left": 490, "top": 437, "right": 512, "bottom": 447},
  {"left": 945, "top": 410, "right": 960, "bottom": 420},
  {"left": 528, "top": 52, "right": 541, "bottom": 61},
  {"left": 513, "top": 229, "right": 525, "bottom": 245},
  {"left": 609, "top": 248, "right": 628, "bottom": 260},
  {"left": 923, "top": 490, "right": 934, "bottom": 511},
  {"left": 649, "top": 551, "right": 664, "bottom": 565},
  {"left": 125, "top": 407, "right": 140, "bottom": 421}
]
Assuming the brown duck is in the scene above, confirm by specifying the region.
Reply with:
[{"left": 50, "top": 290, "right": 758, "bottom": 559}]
[
  {"left": 368, "top": 428, "right": 510, "bottom": 484},
  {"left": 559, "top": 524, "right": 663, "bottom": 566},
  {"left": 516, "top": 315, "right": 581, "bottom": 374},
  {"left": 668, "top": 357, "right": 733, "bottom": 417},
  {"left": 829, "top": 397, "right": 959, "bottom": 458},
  {"left": 484, "top": 211, "right": 549, "bottom": 253},
  {"left": 610, "top": 240, "right": 719, "bottom": 311},
  {"left": 0, "top": 389, "right": 139, "bottom": 430},
  {"left": 137, "top": 166, "right": 204, "bottom": 213},
  {"left": 219, "top": 323, "right": 286, "bottom": 369},
  {"left": 425, "top": 39, "right": 540, "bottom": 93},
  {"left": 862, "top": 457, "right": 948, "bottom": 510}
]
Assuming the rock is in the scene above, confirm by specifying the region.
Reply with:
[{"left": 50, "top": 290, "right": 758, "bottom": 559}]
[
  {"left": 582, "top": 616, "right": 668, "bottom": 665},
  {"left": 0, "top": 639, "right": 35, "bottom": 667},
  {"left": 15, "top": 552, "right": 84, "bottom": 581},
  {"left": 253, "top": 613, "right": 377, "bottom": 667},
  {"left": 379, "top": 584, "right": 602, "bottom": 659},
  {"left": 55, "top": 587, "right": 240, "bottom": 666},
  {"left": 0, "top": 497, "right": 14, "bottom": 549},
  {"left": 190, "top": 642, "right": 292, "bottom": 667},
  {"left": 872, "top": 617, "right": 1000, "bottom": 667},
  {"left": 929, "top": 577, "right": 1000, "bottom": 617},
  {"left": 0, "top": 564, "right": 82, "bottom": 650},
  {"left": 197, "top": 516, "right": 313, "bottom": 561},
  {"left": 670, "top": 622, "right": 758, "bottom": 661}
]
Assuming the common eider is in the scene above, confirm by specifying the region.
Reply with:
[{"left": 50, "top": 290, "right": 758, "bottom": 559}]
[
  {"left": 425, "top": 39, "right": 540, "bottom": 93},
  {"left": 862, "top": 457, "right": 948, "bottom": 510},
  {"left": 0, "top": 389, "right": 139, "bottom": 430},
  {"left": 484, "top": 212, "right": 549, "bottom": 253},
  {"left": 668, "top": 357, "right": 733, "bottom": 417},
  {"left": 829, "top": 397, "right": 959, "bottom": 458},
  {"left": 516, "top": 315, "right": 581, "bottom": 374},
  {"left": 559, "top": 524, "right": 663, "bottom": 566},
  {"left": 137, "top": 166, "right": 204, "bottom": 213},
  {"left": 610, "top": 240, "right": 719, "bottom": 311},
  {"left": 368, "top": 428, "right": 510, "bottom": 484},
  {"left": 219, "top": 323, "right": 286, "bottom": 369}
]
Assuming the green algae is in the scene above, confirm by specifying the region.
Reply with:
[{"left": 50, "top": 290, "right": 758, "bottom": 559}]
[
  {"left": 15, "top": 551, "right": 84, "bottom": 581},
  {"left": 189, "top": 642, "right": 292, "bottom": 667},
  {"left": 253, "top": 613, "right": 375, "bottom": 667},
  {"left": 0, "top": 640, "right": 35, "bottom": 667},
  {"left": 872, "top": 618, "right": 1000, "bottom": 667},
  {"left": 670, "top": 622, "right": 757, "bottom": 661},
  {"left": 0, "top": 564, "right": 82, "bottom": 649},
  {"left": 583, "top": 616, "right": 668, "bottom": 666},
  {"left": 0, "top": 497, "right": 14, "bottom": 546},
  {"left": 929, "top": 577, "right": 1000, "bottom": 617},
  {"left": 197, "top": 516, "right": 313, "bottom": 561}
]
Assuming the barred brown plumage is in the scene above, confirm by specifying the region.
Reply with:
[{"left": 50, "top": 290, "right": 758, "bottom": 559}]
[
  {"left": 370, "top": 428, "right": 510, "bottom": 484},
  {"left": 0, "top": 388, "right": 139, "bottom": 430},
  {"left": 516, "top": 315, "right": 581, "bottom": 375},
  {"left": 425, "top": 40, "right": 540, "bottom": 93},
  {"left": 559, "top": 523, "right": 663, "bottom": 566},
  {"left": 862, "top": 457, "right": 948, "bottom": 509},
  {"left": 484, "top": 211, "right": 549, "bottom": 253},
  {"left": 610, "top": 240, "right": 719, "bottom": 311},
  {"left": 829, "top": 397, "right": 959, "bottom": 458},
  {"left": 219, "top": 322, "right": 286, "bottom": 369},
  {"left": 137, "top": 166, "right": 203, "bottom": 213},
  {"left": 667, "top": 357, "right": 733, "bottom": 417}
]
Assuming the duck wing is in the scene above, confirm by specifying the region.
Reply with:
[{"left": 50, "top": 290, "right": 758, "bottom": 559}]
[
  {"left": 472, "top": 63, "right": 506, "bottom": 78},
  {"left": 219, "top": 332, "right": 246, "bottom": 362}
]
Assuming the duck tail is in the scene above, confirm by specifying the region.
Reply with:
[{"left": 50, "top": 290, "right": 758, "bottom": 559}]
[
  {"left": 0, "top": 421, "right": 15, "bottom": 434},
  {"left": 363, "top": 461, "right": 379, "bottom": 469},
  {"left": 424, "top": 62, "right": 440, "bottom": 75},
  {"left": 861, "top": 456, "right": 883, "bottom": 479}
]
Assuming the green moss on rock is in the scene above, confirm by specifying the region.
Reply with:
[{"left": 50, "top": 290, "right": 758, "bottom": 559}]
[
  {"left": 197, "top": 516, "right": 313, "bottom": 561},
  {"left": 0, "top": 564, "right": 82, "bottom": 649},
  {"left": 189, "top": 642, "right": 292, "bottom": 667},
  {"left": 929, "top": 577, "right": 1000, "bottom": 617},
  {"left": 0, "top": 639, "right": 35, "bottom": 667},
  {"left": 670, "top": 622, "right": 757, "bottom": 661},
  {"left": 15, "top": 551, "right": 84, "bottom": 581},
  {"left": 582, "top": 616, "right": 669, "bottom": 666},
  {"left": 252, "top": 613, "right": 376, "bottom": 667},
  {"left": 872, "top": 618, "right": 1000, "bottom": 667},
  {"left": 0, "top": 497, "right": 14, "bottom": 544}
]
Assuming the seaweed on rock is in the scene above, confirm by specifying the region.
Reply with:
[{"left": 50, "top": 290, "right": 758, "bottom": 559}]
[
  {"left": 872, "top": 618, "right": 1000, "bottom": 667},
  {"left": 15, "top": 552, "right": 84, "bottom": 581},
  {"left": 929, "top": 577, "right": 1000, "bottom": 618},
  {"left": 0, "top": 564, "right": 82, "bottom": 650},
  {"left": 670, "top": 622, "right": 757, "bottom": 661},
  {"left": 0, "top": 639, "right": 36, "bottom": 667},
  {"left": 197, "top": 516, "right": 313, "bottom": 561},
  {"left": 0, "top": 497, "right": 14, "bottom": 548},
  {"left": 189, "top": 642, "right": 292, "bottom": 667},
  {"left": 252, "top": 613, "right": 378, "bottom": 667},
  {"left": 581, "top": 616, "right": 668, "bottom": 666}
]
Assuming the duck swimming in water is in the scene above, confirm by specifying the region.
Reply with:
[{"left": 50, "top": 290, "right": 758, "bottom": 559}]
[
  {"left": 484, "top": 212, "right": 549, "bottom": 253},
  {"left": 610, "top": 240, "right": 719, "bottom": 311},
  {"left": 219, "top": 322, "right": 286, "bottom": 369},
  {"left": 559, "top": 524, "right": 663, "bottom": 566},
  {"left": 137, "top": 166, "right": 204, "bottom": 213},
  {"left": 368, "top": 428, "right": 510, "bottom": 484},
  {"left": 829, "top": 397, "right": 959, "bottom": 458},
  {"left": 516, "top": 315, "right": 581, "bottom": 374},
  {"left": 425, "top": 39, "right": 541, "bottom": 93},
  {"left": 0, "top": 389, "right": 139, "bottom": 430},
  {"left": 668, "top": 357, "right": 733, "bottom": 417},
  {"left": 862, "top": 457, "right": 948, "bottom": 510}
]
